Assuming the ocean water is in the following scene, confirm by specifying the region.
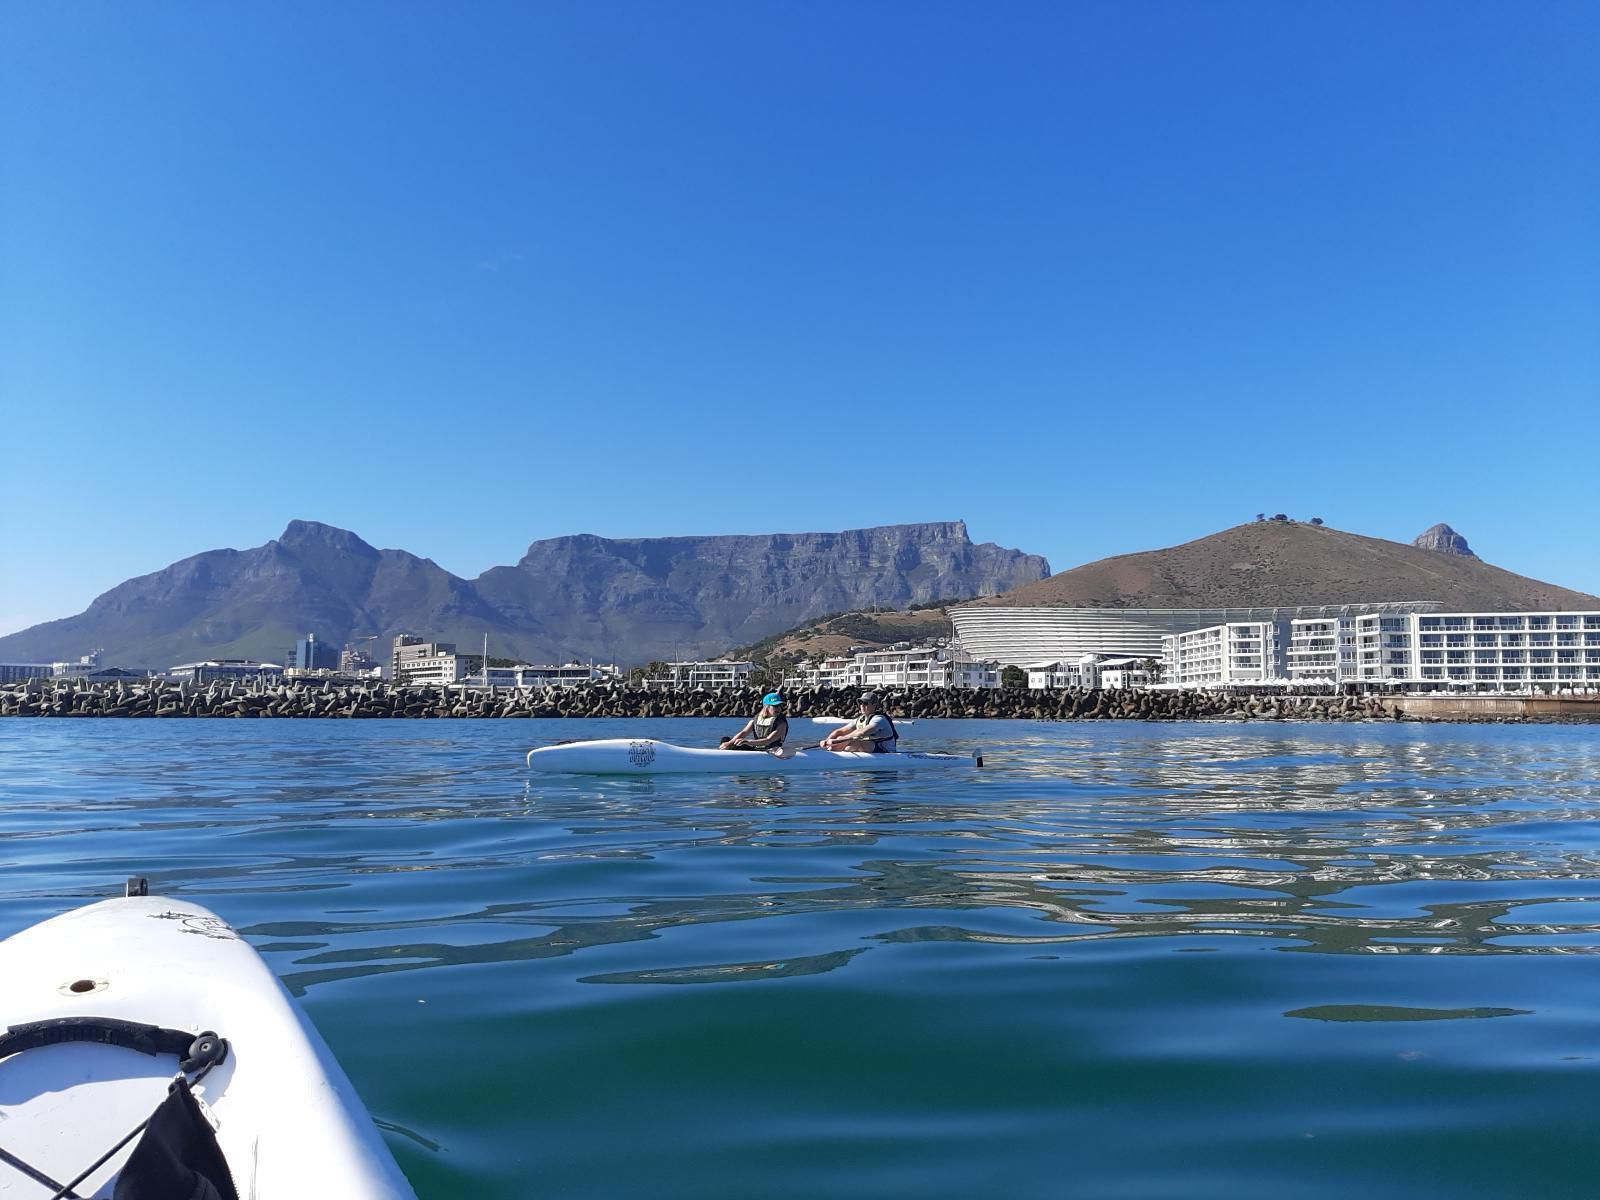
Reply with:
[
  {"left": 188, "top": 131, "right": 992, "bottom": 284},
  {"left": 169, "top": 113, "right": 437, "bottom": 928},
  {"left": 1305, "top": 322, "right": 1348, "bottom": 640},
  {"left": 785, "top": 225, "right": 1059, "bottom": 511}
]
[{"left": 4, "top": 717, "right": 1600, "bottom": 1198}]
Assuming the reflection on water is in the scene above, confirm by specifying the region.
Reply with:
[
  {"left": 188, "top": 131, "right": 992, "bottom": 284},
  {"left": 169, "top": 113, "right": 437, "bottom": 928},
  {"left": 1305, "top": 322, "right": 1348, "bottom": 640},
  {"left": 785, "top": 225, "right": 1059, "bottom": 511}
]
[{"left": 5, "top": 717, "right": 1600, "bottom": 1199}]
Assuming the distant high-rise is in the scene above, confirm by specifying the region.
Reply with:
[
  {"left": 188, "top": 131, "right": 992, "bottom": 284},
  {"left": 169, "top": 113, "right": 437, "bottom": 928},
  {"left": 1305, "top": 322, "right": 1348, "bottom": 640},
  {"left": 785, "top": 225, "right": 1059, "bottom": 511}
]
[{"left": 291, "top": 634, "right": 340, "bottom": 671}]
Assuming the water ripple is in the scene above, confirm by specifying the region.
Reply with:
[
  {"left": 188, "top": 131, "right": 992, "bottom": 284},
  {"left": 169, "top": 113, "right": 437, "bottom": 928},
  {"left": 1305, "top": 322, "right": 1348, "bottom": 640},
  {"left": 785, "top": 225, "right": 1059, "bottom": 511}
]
[{"left": 6, "top": 717, "right": 1600, "bottom": 1198}]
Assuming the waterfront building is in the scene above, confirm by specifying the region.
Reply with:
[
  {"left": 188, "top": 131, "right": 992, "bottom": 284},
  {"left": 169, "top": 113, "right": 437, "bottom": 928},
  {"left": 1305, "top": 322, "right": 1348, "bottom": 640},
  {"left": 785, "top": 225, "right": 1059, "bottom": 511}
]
[
  {"left": 1162, "top": 621, "right": 1290, "bottom": 688},
  {"left": 0, "top": 663, "right": 52, "bottom": 684},
  {"left": 655, "top": 660, "right": 755, "bottom": 689},
  {"left": 949, "top": 603, "right": 1438, "bottom": 667},
  {"left": 1024, "top": 656, "right": 1102, "bottom": 690},
  {"left": 475, "top": 662, "right": 620, "bottom": 689},
  {"left": 1098, "top": 657, "right": 1156, "bottom": 689},
  {"left": 166, "top": 660, "right": 285, "bottom": 684},
  {"left": 1024, "top": 654, "right": 1155, "bottom": 690},
  {"left": 786, "top": 643, "right": 999, "bottom": 689},
  {"left": 785, "top": 655, "right": 857, "bottom": 689},
  {"left": 1286, "top": 610, "right": 1600, "bottom": 691},
  {"left": 51, "top": 650, "right": 105, "bottom": 678},
  {"left": 391, "top": 637, "right": 470, "bottom": 686}
]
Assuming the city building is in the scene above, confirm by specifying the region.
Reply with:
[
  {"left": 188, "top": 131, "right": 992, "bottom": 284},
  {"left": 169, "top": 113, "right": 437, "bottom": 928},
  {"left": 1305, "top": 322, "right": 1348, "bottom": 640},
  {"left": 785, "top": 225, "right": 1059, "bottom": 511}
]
[
  {"left": 290, "top": 634, "right": 340, "bottom": 672},
  {"left": 786, "top": 643, "right": 1000, "bottom": 689},
  {"left": 1162, "top": 621, "right": 1290, "bottom": 688},
  {"left": 339, "top": 645, "right": 380, "bottom": 676},
  {"left": 391, "top": 637, "right": 469, "bottom": 686},
  {"left": 475, "top": 662, "right": 620, "bottom": 689},
  {"left": 0, "top": 663, "right": 52, "bottom": 684},
  {"left": 1024, "top": 656, "right": 1102, "bottom": 690},
  {"left": 949, "top": 603, "right": 1439, "bottom": 667},
  {"left": 653, "top": 660, "right": 755, "bottom": 689},
  {"left": 1286, "top": 610, "right": 1600, "bottom": 691},
  {"left": 1098, "top": 657, "right": 1156, "bottom": 689},
  {"left": 51, "top": 650, "right": 106, "bottom": 678},
  {"left": 166, "top": 660, "right": 285, "bottom": 684}
]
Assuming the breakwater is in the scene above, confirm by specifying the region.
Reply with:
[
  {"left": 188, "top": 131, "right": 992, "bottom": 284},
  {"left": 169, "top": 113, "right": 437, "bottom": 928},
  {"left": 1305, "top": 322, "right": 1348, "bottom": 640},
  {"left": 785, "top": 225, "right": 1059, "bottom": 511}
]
[
  {"left": 0, "top": 678, "right": 1414, "bottom": 720},
  {"left": 4, "top": 678, "right": 1594, "bottom": 721}
]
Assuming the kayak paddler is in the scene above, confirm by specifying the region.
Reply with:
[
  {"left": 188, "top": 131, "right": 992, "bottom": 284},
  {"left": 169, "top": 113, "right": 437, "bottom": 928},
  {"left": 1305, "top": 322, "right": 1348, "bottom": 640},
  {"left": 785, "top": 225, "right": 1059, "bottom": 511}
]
[
  {"left": 720, "top": 692, "right": 789, "bottom": 752},
  {"left": 820, "top": 691, "right": 899, "bottom": 753}
]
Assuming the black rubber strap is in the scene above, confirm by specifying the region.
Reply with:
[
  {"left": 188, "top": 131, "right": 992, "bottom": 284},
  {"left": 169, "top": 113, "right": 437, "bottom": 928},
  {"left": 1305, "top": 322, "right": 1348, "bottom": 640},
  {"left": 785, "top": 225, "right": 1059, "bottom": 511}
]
[{"left": 0, "top": 1018, "right": 225, "bottom": 1072}]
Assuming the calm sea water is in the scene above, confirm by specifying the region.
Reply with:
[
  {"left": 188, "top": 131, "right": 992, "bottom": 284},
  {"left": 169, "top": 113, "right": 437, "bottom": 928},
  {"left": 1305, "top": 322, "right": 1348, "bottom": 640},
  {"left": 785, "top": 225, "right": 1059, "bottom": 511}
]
[{"left": 4, "top": 717, "right": 1600, "bottom": 1198}]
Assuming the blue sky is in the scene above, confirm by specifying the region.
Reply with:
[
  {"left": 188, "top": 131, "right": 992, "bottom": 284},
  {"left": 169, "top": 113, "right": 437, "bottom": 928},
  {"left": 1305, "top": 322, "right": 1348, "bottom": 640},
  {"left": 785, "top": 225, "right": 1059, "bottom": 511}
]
[{"left": 3, "top": 2, "right": 1596, "bottom": 636}]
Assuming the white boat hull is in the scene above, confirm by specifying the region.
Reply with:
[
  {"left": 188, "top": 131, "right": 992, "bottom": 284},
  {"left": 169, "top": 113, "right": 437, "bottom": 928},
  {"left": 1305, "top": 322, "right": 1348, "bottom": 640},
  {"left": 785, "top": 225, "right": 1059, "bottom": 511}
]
[
  {"left": 0, "top": 894, "right": 416, "bottom": 1199},
  {"left": 526, "top": 738, "right": 980, "bottom": 774}
]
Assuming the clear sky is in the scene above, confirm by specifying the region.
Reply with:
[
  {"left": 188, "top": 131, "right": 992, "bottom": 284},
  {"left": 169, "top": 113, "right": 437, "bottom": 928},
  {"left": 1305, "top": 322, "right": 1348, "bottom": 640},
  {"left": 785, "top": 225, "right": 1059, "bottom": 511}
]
[{"left": 3, "top": 2, "right": 1596, "bottom": 637}]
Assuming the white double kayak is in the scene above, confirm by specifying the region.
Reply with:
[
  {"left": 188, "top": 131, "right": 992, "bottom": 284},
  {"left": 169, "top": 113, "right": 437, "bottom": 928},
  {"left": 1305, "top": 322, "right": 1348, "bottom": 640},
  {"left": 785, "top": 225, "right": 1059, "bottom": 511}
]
[
  {"left": 526, "top": 737, "right": 982, "bottom": 774},
  {"left": 0, "top": 886, "right": 416, "bottom": 1199}
]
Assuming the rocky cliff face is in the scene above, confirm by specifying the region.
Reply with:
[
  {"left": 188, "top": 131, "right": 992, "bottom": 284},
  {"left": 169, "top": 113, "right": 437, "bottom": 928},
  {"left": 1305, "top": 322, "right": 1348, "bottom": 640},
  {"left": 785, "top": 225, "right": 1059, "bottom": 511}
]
[
  {"left": 0, "top": 520, "right": 1048, "bottom": 669},
  {"left": 1412, "top": 523, "right": 1477, "bottom": 558},
  {"left": 475, "top": 520, "right": 1046, "bottom": 663}
]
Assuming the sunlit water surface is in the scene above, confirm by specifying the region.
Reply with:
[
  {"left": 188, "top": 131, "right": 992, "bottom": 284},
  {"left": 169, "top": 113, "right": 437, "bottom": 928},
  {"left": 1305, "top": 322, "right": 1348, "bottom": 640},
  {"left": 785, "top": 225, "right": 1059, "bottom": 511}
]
[{"left": 4, "top": 718, "right": 1600, "bottom": 1198}]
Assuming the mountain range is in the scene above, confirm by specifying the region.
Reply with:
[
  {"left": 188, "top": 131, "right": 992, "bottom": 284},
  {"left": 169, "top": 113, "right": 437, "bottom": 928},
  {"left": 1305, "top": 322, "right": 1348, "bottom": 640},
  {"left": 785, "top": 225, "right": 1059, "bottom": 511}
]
[{"left": 0, "top": 521, "right": 1049, "bottom": 670}]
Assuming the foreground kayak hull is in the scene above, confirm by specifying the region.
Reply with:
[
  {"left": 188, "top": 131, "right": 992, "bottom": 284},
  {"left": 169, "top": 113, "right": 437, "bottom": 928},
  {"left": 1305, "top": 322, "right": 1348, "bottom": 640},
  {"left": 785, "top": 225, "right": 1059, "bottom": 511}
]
[
  {"left": 0, "top": 894, "right": 416, "bottom": 1199},
  {"left": 526, "top": 738, "right": 981, "bottom": 774}
]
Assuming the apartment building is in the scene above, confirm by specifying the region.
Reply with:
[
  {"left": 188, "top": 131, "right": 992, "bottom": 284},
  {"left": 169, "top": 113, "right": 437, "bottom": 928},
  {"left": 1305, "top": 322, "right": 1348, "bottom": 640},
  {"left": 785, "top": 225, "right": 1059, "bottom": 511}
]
[
  {"left": 1287, "top": 611, "right": 1600, "bottom": 691},
  {"left": 1162, "top": 621, "right": 1289, "bottom": 687},
  {"left": 652, "top": 660, "right": 754, "bottom": 688},
  {"left": 787, "top": 643, "right": 999, "bottom": 689},
  {"left": 477, "top": 663, "right": 620, "bottom": 689}
]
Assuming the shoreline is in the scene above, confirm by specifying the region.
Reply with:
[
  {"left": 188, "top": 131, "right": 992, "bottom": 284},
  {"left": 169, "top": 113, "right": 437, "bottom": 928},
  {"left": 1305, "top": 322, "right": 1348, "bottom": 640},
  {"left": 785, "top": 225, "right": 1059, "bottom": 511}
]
[{"left": 3, "top": 679, "right": 1597, "bottom": 723}]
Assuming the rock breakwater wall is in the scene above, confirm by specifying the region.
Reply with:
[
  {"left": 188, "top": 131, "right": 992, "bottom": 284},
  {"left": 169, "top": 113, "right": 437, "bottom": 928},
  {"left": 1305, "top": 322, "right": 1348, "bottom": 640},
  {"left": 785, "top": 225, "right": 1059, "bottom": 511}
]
[{"left": 0, "top": 678, "right": 1418, "bottom": 720}]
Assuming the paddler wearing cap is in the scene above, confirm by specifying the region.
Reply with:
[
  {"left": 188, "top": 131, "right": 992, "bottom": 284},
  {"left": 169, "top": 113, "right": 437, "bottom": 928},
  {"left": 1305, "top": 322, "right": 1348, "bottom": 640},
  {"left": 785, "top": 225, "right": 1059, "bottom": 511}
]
[
  {"left": 720, "top": 692, "right": 790, "bottom": 753},
  {"left": 820, "top": 692, "right": 900, "bottom": 753}
]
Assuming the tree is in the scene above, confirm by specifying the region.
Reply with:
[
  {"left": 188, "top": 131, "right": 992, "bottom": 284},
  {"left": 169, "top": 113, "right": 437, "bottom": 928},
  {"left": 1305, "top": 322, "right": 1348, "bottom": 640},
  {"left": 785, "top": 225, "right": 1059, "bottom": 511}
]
[
  {"left": 1256, "top": 513, "right": 1265, "bottom": 522},
  {"left": 1310, "top": 517, "right": 1324, "bottom": 526},
  {"left": 1141, "top": 657, "right": 1164, "bottom": 685},
  {"left": 1001, "top": 664, "right": 1027, "bottom": 689}
]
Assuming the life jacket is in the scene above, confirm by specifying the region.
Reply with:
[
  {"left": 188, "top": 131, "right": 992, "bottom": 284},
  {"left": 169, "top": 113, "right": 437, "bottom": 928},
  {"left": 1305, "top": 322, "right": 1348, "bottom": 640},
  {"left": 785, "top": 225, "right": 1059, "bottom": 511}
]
[
  {"left": 867, "top": 713, "right": 898, "bottom": 753},
  {"left": 752, "top": 710, "right": 786, "bottom": 746}
]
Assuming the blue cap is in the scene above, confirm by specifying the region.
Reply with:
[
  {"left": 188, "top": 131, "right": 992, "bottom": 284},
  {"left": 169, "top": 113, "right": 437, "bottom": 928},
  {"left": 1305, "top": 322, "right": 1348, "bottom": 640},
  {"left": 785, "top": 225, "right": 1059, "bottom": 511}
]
[{"left": 762, "top": 692, "right": 784, "bottom": 706}]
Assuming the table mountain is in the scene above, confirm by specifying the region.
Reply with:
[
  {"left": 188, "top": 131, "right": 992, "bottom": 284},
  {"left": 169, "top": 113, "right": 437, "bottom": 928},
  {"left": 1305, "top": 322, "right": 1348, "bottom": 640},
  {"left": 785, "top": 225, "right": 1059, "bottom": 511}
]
[{"left": 0, "top": 520, "right": 1048, "bottom": 670}]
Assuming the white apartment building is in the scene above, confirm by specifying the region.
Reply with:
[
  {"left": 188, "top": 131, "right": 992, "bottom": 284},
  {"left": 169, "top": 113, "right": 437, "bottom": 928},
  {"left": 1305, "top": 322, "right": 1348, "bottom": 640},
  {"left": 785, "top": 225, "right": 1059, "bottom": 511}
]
[
  {"left": 1025, "top": 656, "right": 1101, "bottom": 690},
  {"left": 1162, "top": 621, "right": 1289, "bottom": 687},
  {"left": 1099, "top": 657, "right": 1156, "bottom": 689},
  {"left": 1286, "top": 617, "right": 1353, "bottom": 681},
  {"left": 1287, "top": 610, "right": 1600, "bottom": 691},
  {"left": 1024, "top": 654, "right": 1157, "bottom": 690},
  {"left": 652, "top": 660, "right": 754, "bottom": 688},
  {"left": 786, "top": 654, "right": 858, "bottom": 689},
  {"left": 787, "top": 643, "right": 999, "bottom": 689},
  {"left": 476, "top": 662, "right": 620, "bottom": 689}
]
